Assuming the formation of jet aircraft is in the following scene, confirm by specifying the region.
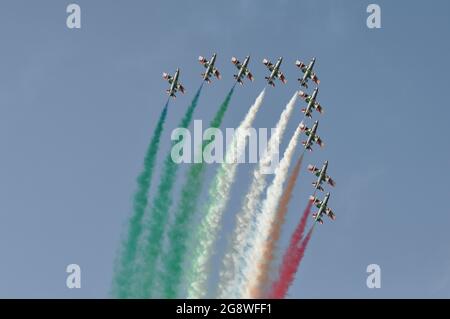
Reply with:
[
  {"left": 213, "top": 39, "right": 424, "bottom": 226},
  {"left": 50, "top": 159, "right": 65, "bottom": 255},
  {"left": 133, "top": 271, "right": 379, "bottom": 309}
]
[
  {"left": 163, "top": 54, "right": 323, "bottom": 93},
  {"left": 294, "top": 58, "right": 336, "bottom": 226},
  {"left": 306, "top": 157, "right": 336, "bottom": 225},
  {"left": 162, "top": 53, "right": 337, "bottom": 225},
  {"left": 162, "top": 54, "right": 337, "bottom": 226}
]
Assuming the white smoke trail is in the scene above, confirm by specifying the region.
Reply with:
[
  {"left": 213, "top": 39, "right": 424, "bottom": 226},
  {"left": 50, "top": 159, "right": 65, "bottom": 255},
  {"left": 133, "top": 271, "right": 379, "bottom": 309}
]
[
  {"left": 217, "top": 92, "right": 298, "bottom": 298},
  {"left": 186, "top": 89, "right": 266, "bottom": 299},
  {"left": 240, "top": 121, "right": 303, "bottom": 298}
]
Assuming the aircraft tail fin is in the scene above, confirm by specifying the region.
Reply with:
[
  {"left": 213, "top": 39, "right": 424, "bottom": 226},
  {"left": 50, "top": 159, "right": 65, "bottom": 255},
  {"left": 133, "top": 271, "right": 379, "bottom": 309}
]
[
  {"left": 302, "top": 141, "right": 312, "bottom": 151},
  {"left": 298, "top": 79, "right": 308, "bottom": 88},
  {"left": 312, "top": 213, "right": 323, "bottom": 224},
  {"left": 312, "top": 182, "right": 323, "bottom": 191},
  {"left": 301, "top": 108, "right": 312, "bottom": 118},
  {"left": 265, "top": 77, "right": 275, "bottom": 87}
]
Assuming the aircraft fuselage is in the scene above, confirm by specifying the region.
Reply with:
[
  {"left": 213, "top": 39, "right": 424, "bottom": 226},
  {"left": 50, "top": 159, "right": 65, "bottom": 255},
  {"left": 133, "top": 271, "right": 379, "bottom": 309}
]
[
  {"left": 237, "top": 56, "right": 249, "bottom": 80},
  {"left": 302, "top": 59, "right": 315, "bottom": 82},
  {"left": 305, "top": 122, "right": 319, "bottom": 149},
  {"left": 169, "top": 69, "right": 179, "bottom": 95},
  {"left": 204, "top": 54, "right": 216, "bottom": 80},
  {"left": 305, "top": 88, "right": 318, "bottom": 115},
  {"left": 269, "top": 58, "right": 282, "bottom": 82},
  {"left": 315, "top": 193, "right": 330, "bottom": 221}
]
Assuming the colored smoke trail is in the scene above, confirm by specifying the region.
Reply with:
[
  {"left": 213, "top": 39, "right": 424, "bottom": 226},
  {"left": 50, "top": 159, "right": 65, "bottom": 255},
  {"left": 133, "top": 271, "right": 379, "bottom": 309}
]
[
  {"left": 186, "top": 88, "right": 266, "bottom": 299},
  {"left": 269, "top": 215, "right": 314, "bottom": 299},
  {"left": 112, "top": 101, "right": 168, "bottom": 298},
  {"left": 256, "top": 154, "right": 304, "bottom": 295},
  {"left": 218, "top": 92, "right": 298, "bottom": 298},
  {"left": 159, "top": 86, "right": 235, "bottom": 298},
  {"left": 241, "top": 121, "right": 303, "bottom": 298},
  {"left": 134, "top": 85, "right": 203, "bottom": 298}
]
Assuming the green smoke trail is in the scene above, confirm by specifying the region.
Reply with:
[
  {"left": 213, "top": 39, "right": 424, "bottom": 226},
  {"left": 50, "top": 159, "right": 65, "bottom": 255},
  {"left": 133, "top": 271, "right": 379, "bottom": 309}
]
[
  {"left": 159, "top": 86, "right": 235, "bottom": 298},
  {"left": 136, "top": 85, "right": 203, "bottom": 298},
  {"left": 112, "top": 101, "right": 168, "bottom": 298}
]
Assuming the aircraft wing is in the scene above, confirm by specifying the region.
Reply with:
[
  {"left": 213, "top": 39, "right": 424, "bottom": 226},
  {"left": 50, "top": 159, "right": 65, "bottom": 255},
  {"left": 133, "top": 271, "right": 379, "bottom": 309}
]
[
  {"left": 231, "top": 57, "right": 242, "bottom": 69},
  {"left": 263, "top": 58, "right": 274, "bottom": 71},
  {"left": 177, "top": 83, "right": 185, "bottom": 94},
  {"left": 278, "top": 72, "right": 287, "bottom": 84},
  {"left": 314, "top": 135, "right": 324, "bottom": 147},
  {"left": 307, "top": 164, "right": 320, "bottom": 175},
  {"left": 309, "top": 195, "right": 322, "bottom": 208},
  {"left": 199, "top": 56, "right": 210, "bottom": 68},
  {"left": 314, "top": 103, "right": 324, "bottom": 114},
  {"left": 213, "top": 67, "right": 221, "bottom": 79},
  {"left": 326, "top": 176, "right": 335, "bottom": 187},
  {"left": 310, "top": 72, "right": 320, "bottom": 84},
  {"left": 326, "top": 208, "right": 336, "bottom": 220},
  {"left": 299, "top": 122, "right": 308, "bottom": 132},
  {"left": 298, "top": 91, "right": 310, "bottom": 101},
  {"left": 162, "top": 73, "right": 173, "bottom": 84},
  {"left": 295, "top": 60, "right": 307, "bottom": 73}
]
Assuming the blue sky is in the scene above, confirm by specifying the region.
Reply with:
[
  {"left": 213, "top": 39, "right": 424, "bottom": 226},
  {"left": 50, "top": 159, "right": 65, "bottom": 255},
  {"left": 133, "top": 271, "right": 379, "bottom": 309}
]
[{"left": 0, "top": 0, "right": 449, "bottom": 298}]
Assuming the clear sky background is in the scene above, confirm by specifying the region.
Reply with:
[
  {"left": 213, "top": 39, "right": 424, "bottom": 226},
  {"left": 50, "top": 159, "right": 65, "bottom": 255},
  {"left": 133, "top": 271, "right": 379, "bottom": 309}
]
[{"left": 0, "top": 0, "right": 449, "bottom": 298}]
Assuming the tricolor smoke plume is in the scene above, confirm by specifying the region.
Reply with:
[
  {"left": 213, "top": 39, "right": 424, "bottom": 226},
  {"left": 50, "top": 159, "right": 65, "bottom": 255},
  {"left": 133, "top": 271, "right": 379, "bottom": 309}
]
[
  {"left": 218, "top": 92, "right": 298, "bottom": 298},
  {"left": 269, "top": 216, "right": 314, "bottom": 299},
  {"left": 256, "top": 154, "right": 304, "bottom": 295},
  {"left": 241, "top": 121, "right": 303, "bottom": 298},
  {"left": 158, "top": 86, "right": 235, "bottom": 298},
  {"left": 134, "top": 85, "right": 203, "bottom": 298},
  {"left": 186, "top": 88, "right": 266, "bottom": 299},
  {"left": 112, "top": 101, "right": 168, "bottom": 298}
]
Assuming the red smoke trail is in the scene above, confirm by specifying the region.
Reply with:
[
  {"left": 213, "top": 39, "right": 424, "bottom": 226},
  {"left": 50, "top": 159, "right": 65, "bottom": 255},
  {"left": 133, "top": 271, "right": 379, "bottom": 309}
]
[{"left": 268, "top": 200, "right": 313, "bottom": 298}]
